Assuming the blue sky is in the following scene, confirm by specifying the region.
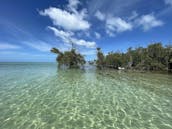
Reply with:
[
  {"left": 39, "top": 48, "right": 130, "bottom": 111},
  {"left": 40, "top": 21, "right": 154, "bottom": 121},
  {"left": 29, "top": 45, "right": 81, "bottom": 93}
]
[{"left": 0, "top": 0, "right": 172, "bottom": 62}]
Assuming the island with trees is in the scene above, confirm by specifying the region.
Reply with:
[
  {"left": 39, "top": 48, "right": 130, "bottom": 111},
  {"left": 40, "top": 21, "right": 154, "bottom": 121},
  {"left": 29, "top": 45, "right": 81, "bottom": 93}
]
[
  {"left": 51, "top": 48, "right": 86, "bottom": 68},
  {"left": 96, "top": 43, "right": 172, "bottom": 72},
  {"left": 51, "top": 42, "right": 172, "bottom": 72}
]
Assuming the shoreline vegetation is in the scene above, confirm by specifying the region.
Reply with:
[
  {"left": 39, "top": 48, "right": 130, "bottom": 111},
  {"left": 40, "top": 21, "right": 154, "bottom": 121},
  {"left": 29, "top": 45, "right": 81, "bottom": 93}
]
[
  {"left": 96, "top": 43, "right": 172, "bottom": 72},
  {"left": 51, "top": 43, "right": 172, "bottom": 73}
]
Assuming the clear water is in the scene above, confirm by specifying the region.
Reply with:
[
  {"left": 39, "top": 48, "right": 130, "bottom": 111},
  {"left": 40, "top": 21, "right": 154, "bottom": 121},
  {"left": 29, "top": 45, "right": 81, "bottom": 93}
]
[{"left": 0, "top": 63, "right": 172, "bottom": 129}]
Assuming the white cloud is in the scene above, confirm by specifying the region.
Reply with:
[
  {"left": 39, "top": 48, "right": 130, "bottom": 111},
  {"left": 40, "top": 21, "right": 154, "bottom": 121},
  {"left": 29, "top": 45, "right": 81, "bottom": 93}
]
[
  {"left": 71, "top": 38, "right": 96, "bottom": 48},
  {"left": 137, "top": 14, "right": 164, "bottom": 31},
  {"left": 67, "top": 0, "right": 80, "bottom": 13},
  {"left": 48, "top": 26, "right": 73, "bottom": 44},
  {"left": 40, "top": 7, "right": 90, "bottom": 31},
  {"left": 94, "top": 11, "right": 164, "bottom": 36},
  {"left": 95, "top": 32, "right": 101, "bottom": 39},
  {"left": 95, "top": 11, "right": 105, "bottom": 21},
  {"left": 48, "top": 26, "right": 96, "bottom": 48},
  {"left": 0, "top": 43, "right": 21, "bottom": 49},
  {"left": 165, "top": 0, "right": 172, "bottom": 6},
  {"left": 106, "top": 17, "right": 132, "bottom": 36},
  {"left": 95, "top": 11, "right": 134, "bottom": 37},
  {"left": 23, "top": 41, "right": 52, "bottom": 52}
]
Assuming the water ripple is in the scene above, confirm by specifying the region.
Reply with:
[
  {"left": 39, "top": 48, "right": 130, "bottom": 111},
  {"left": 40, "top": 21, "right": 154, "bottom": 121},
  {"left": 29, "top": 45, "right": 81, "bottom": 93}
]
[{"left": 0, "top": 63, "right": 172, "bottom": 129}]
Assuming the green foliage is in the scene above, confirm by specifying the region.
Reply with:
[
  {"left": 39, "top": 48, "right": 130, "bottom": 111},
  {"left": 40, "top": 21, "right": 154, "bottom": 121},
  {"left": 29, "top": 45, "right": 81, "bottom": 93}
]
[
  {"left": 51, "top": 48, "right": 85, "bottom": 68},
  {"left": 96, "top": 43, "right": 172, "bottom": 71},
  {"left": 105, "top": 52, "right": 124, "bottom": 68},
  {"left": 96, "top": 48, "right": 105, "bottom": 69}
]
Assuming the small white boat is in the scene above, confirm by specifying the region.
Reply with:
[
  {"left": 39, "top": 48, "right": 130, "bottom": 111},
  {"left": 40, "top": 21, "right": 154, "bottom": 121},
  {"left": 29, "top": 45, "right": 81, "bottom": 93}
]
[{"left": 118, "top": 67, "right": 125, "bottom": 70}]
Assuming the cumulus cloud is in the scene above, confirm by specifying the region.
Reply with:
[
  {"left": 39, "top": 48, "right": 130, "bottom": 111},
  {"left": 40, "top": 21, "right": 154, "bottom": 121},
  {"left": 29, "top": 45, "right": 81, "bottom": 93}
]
[
  {"left": 48, "top": 26, "right": 96, "bottom": 48},
  {"left": 39, "top": 7, "right": 90, "bottom": 31},
  {"left": 72, "top": 38, "right": 96, "bottom": 48},
  {"left": 136, "top": 14, "right": 164, "bottom": 31},
  {"left": 94, "top": 9, "right": 164, "bottom": 36},
  {"left": 0, "top": 43, "right": 21, "bottom": 49},
  {"left": 95, "top": 11, "right": 133, "bottom": 36},
  {"left": 23, "top": 41, "right": 52, "bottom": 52},
  {"left": 95, "top": 11, "right": 105, "bottom": 21},
  {"left": 106, "top": 17, "right": 133, "bottom": 36}
]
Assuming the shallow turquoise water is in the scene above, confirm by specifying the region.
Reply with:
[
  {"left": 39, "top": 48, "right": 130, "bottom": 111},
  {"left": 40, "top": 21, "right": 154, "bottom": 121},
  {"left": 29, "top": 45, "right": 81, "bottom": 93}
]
[{"left": 0, "top": 63, "right": 172, "bottom": 129}]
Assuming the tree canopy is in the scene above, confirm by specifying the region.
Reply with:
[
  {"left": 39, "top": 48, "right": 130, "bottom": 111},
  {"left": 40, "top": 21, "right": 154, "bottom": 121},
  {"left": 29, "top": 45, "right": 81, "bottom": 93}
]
[
  {"left": 96, "top": 43, "right": 172, "bottom": 71},
  {"left": 51, "top": 48, "right": 86, "bottom": 68}
]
